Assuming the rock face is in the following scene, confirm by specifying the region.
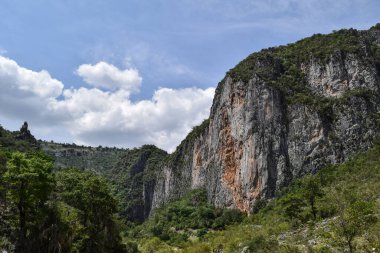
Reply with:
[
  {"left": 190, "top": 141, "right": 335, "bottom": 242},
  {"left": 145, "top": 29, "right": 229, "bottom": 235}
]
[
  {"left": 36, "top": 26, "right": 380, "bottom": 219},
  {"left": 151, "top": 27, "right": 380, "bottom": 213}
]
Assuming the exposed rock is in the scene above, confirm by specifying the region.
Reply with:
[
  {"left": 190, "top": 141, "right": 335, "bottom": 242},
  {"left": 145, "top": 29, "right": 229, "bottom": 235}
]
[
  {"left": 15, "top": 122, "right": 38, "bottom": 147},
  {"left": 241, "top": 246, "right": 250, "bottom": 253},
  {"left": 37, "top": 26, "right": 380, "bottom": 220},
  {"left": 151, "top": 27, "right": 380, "bottom": 214}
]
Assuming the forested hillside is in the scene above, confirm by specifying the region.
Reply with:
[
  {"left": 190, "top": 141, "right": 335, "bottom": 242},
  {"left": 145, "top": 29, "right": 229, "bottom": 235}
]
[
  {"left": 40, "top": 142, "right": 168, "bottom": 222},
  {"left": 0, "top": 124, "right": 127, "bottom": 252}
]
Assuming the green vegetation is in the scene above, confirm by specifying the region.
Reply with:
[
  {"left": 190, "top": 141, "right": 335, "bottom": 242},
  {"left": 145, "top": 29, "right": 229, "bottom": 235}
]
[
  {"left": 41, "top": 142, "right": 168, "bottom": 222},
  {"left": 184, "top": 119, "right": 210, "bottom": 144},
  {"left": 2, "top": 152, "right": 54, "bottom": 252},
  {"left": 169, "top": 137, "right": 380, "bottom": 252},
  {"left": 54, "top": 168, "right": 126, "bottom": 253},
  {"left": 0, "top": 124, "right": 39, "bottom": 152},
  {"left": 126, "top": 189, "right": 244, "bottom": 247},
  {"left": 0, "top": 151, "right": 127, "bottom": 252},
  {"left": 170, "top": 118, "right": 210, "bottom": 159},
  {"left": 370, "top": 23, "right": 380, "bottom": 31},
  {"left": 225, "top": 28, "right": 379, "bottom": 123},
  {"left": 372, "top": 42, "right": 380, "bottom": 73},
  {"left": 120, "top": 137, "right": 380, "bottom": 252},
  {"left": 0, "top": 123, "right": 130, "bottom": 252},
  {"left": 106, "top": 145, "right": 168, "bottom": 222},
  {"left": 228, "top": 28, "right": 365, "bottom": 84}
]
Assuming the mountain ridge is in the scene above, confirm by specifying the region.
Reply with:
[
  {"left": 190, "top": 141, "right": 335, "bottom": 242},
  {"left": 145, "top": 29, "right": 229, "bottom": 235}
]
[{"left": 7, "top": 23, "right": 380, "bottom": 221}]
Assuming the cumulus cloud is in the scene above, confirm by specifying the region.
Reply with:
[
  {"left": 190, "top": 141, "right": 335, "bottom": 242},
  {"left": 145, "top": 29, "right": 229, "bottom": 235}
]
[
  {"left": 76, "top": 61, "right": 142, "bottom": 92},
  {"left": 0, "top": 56, "right": 214, "bottom": 152},
  {"left": 0, "top": 56, "right": 64, "bottom": 98},
  {"left": 67, "top": 87, "right": 215, "bottom": 151}
]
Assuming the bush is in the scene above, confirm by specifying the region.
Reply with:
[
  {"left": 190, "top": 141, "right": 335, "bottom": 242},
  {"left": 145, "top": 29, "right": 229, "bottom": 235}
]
[
  {"left": 247, "top": 235, "right": 278, "bottom": 252},
  {"left": 212, "top": 209, "right": 244, "bottom": 229},
  {"left": 140, "top": 237, "right": 173, "bottom": 253},
  {"left": 128, "top": 189, "right": 245, "bottom": 245}
]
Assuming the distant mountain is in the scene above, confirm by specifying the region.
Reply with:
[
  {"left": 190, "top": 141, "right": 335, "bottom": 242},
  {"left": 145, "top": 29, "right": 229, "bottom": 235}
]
[{"left": 40, "top": 141, "right": 167, "bottom": 222}]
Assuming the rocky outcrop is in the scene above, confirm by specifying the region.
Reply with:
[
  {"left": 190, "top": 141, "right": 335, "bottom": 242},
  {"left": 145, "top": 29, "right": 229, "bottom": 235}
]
[
  {"left": 15, "top": 122, "right": 38, "bottom": 147},
  {"left": 151, "top": 27, "right": 380, "bottom": 213}
]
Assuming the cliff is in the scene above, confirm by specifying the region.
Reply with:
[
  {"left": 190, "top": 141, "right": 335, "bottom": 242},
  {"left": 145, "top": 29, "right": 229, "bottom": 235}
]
[
  {"left": 37, "top": 25, "right": 380, "bottom": 219},
  {"left": 151, "top": 26, "right": 380, "bottom": 213}
]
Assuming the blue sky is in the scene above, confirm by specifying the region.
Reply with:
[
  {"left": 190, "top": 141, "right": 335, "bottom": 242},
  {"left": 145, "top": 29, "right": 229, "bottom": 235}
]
[{"left": 0, "top": 0, "right": 379, "bottom": 151}]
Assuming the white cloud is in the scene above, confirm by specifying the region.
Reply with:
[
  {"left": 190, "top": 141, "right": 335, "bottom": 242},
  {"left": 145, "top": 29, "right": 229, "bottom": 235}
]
[
  {"left": 0, "top": 56, "right": 214, "bottom": 152},
  {"left": 0, "top": 56, "right": 64, "bottom": 98},
  {"left": 76, "top": 61, "right": 142, "bottom": 92},
  {"left": 68, "top": 87, "right": 215, "bottom": 151}
]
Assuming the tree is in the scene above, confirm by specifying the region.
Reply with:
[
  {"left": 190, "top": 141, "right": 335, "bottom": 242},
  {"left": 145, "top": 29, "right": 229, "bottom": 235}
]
[
  {"left": 334, "top": 200, "right": 377, "bottom": 253},
  {"left": 327, "top": 185, "right": 378, "bottom": 253},
  {"left": 280, "top": 192, "right": 305, "bottom": 223},
  {"left": 0, "top": 152, "right": 7, "bottom": 203},
  {"left": 140, "top": 237, "right": 173, "bottom": 253},
  {"left": 55, "top": 168, "right": 126, "bottom": 253},
  {"left": 0, "top": 152, "right": 10, "bottom": 250},
  {"left": 302, "top": 175, "right": 323, "bottom": 221},
  {"left": 3, "top": 152, "right": 54, "bottom": 253}
]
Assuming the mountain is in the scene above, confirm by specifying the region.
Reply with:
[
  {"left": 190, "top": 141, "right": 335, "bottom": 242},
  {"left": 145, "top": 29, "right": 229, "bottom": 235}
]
[
  {"left": 34, "top": 24, "right": 380, "bottom": 220},
  {"left": 150, "top": 25, "right": 380, "bottom": 213}
]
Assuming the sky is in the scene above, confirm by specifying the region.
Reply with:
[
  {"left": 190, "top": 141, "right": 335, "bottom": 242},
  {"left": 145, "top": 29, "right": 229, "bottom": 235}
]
[{"left": 0, "top": 0, "right": 379, "bottom": 152}]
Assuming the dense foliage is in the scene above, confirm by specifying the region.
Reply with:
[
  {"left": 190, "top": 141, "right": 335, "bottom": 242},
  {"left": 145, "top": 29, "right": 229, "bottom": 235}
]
[
  {"left": 41, "top": 142, "right": 168, "bottom": 222},
  {"left": 127, "top": 189, "right": 244, "bottom": 248},
  {"left": 0, "top": 123, "right": 128, "bottom": 252},
  {"left": 0, "top": 152, "right": 127, "bottom": 253},
  {"left": 3, "top": 152, "right": 54, "bottom": 252}
]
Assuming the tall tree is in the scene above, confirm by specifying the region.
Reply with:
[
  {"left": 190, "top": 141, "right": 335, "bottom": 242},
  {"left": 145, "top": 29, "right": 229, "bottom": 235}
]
[
  {"left": 55, "top": 168, "right": 126, "bottom": 253},
  {"left": 3, "top": 152, "right": 54, "bottom": 253},
  {"left": 302, "top": 175, "right": 323, "bottom": 221}
]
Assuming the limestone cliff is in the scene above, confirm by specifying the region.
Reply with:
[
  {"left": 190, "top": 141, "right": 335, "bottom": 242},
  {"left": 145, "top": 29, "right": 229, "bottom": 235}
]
[{"left": 151, "top": 26, "right": 380, "bottom": 213}]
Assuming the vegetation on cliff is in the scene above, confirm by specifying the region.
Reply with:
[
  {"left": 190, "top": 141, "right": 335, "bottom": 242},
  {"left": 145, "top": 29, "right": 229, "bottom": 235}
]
[
  {"left": 224, "top": 27, "right": 380, "bottom": 122},
  {"left": 134, "top": 137, "right": 380, "bottom": 252}
]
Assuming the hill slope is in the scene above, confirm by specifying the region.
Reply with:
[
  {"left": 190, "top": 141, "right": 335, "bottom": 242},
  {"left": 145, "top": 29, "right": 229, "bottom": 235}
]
[{"left": 40, "top": 141, "right": 167, "bottom": 222}]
